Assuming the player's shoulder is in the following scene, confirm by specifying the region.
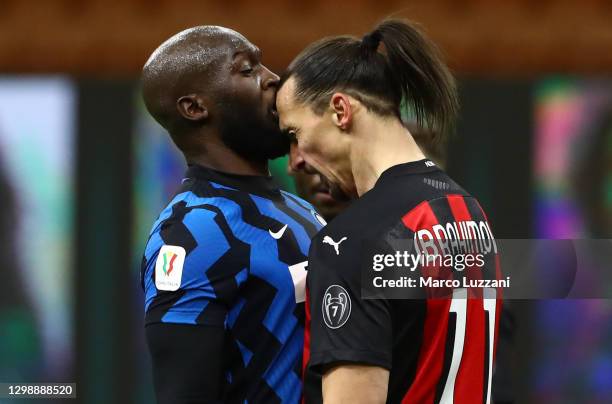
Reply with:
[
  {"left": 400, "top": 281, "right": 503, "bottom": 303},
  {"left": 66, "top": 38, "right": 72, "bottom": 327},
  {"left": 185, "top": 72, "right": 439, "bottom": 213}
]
[
  {"left": 309, "top": 188, "right": 389, "bottom": 277},
  {"left": 148, "top": 180, "right": 241, "bottom": 240},
  {"left": 313, "top": 167, "right": 476, "bottom": 245},
  {"left": 280, "top": 189, "right": 314, "bottom": 210}
]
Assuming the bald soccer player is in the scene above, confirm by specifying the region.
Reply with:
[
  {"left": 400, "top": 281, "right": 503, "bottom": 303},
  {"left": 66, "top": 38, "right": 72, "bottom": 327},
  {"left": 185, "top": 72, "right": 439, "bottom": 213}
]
[{"left": 140, "top": 26, "right": 324, "bottom": 404}]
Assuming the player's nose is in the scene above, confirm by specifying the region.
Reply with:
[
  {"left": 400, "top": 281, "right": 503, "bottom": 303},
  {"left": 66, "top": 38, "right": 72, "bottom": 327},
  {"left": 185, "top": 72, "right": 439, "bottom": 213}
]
[
  {"left": 289, "top": 142, "right": 306, "bottom": 172},
  {"left": 261, "top": 66, "right": 279, "bottom": 90}
]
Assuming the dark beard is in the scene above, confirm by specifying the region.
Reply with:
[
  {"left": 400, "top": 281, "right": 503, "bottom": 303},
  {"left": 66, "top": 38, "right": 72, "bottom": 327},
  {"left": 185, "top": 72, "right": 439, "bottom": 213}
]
[{"left": 218, "top": 100, "right": 289, "bottom": 162}]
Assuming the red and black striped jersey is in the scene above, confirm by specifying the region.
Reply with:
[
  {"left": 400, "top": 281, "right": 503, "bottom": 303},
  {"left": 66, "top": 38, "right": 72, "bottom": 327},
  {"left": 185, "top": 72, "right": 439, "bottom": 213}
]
[{"left": 303, "top": 159, "right": 502, "bottom": 404}]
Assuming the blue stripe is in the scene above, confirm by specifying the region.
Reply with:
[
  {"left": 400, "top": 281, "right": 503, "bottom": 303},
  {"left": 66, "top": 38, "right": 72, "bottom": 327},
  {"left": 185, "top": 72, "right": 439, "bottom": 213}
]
[{"left": 210, "top": 181, "right": 237, "bottom": 191}]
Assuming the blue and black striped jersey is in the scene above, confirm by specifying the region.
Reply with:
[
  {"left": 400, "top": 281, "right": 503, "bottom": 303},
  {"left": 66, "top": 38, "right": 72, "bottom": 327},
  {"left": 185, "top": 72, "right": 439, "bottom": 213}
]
[{"left": 141, "top": 164, "right": 325, "bottom": 403}]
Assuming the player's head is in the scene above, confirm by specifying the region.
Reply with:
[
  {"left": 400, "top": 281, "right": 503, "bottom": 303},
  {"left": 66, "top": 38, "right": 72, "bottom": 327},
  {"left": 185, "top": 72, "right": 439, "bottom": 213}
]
[
  {"left": 277, "top": 19, "right": 458, "bottom": 198},
  {"left": 287, "top": 155, "right": 351, "bottom": 221},
  {"left": 287, "top": 122, "right": 445, "bottom": 222},
  {"left": 142, "top": 26, "right": 288, "bottom": 163}
]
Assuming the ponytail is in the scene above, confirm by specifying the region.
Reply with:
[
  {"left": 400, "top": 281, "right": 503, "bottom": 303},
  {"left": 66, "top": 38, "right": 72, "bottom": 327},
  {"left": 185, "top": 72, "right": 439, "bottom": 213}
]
[
  {"left": 375, "top": 20, "right": 458, "bottom": 139},
  {"left": 281, "top": 19, "right": 459, "bottom": 140}
]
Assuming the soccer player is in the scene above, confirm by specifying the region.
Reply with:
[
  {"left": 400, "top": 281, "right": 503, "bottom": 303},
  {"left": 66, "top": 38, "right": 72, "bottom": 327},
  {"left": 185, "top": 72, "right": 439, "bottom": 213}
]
[
  {"left": 288, "top": 160, "right": 350, "bottom": 223},
  {"left": 277, "top": 19, "right": 502, "bottom": 403},
  {"left": 140, "top": 26, "right": 325, "bottom": 403}
]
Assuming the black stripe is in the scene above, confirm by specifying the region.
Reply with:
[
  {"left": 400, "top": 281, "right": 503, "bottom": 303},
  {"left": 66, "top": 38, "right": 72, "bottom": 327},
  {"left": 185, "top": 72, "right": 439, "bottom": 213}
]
[
  {"left": 427, "top": 196, "right": 455, "bottom": 227},
  {"left": 463, "top": 196, "right": 497, "bottom": 282},
  {"left": 463, "top": 196, "right": 487, "bottom": 223}
]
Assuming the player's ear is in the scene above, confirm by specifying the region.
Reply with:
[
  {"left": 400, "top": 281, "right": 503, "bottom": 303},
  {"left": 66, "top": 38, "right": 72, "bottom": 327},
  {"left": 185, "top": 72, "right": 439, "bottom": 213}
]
[
  {"left": 177, "top": 94, "right": 209, "bottom": 122},
  {"left": 330, "top": 93, "right": 352, "bottom": 131}
]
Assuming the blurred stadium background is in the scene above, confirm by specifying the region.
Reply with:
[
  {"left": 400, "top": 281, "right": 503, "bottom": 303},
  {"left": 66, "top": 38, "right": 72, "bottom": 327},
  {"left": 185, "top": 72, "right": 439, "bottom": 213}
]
[{"left": 0, "top": 1, "right": 611, "bottom": 403}]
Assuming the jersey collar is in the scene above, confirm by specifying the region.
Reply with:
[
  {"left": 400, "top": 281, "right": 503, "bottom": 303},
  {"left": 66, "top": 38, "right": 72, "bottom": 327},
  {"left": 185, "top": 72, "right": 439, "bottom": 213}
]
[
  {"left": 375, "top": 159, "right": 440, "bottom": 186},
  {"left": 185, "top": 164, "right": 282, "bottom": 198}
]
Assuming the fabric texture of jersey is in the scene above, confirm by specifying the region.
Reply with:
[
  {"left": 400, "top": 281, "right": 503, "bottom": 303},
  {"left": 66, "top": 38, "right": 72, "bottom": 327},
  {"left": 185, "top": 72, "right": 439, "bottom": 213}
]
[
  {"left": 142, "top": 164, "right": 324, "bottom": 403},
  {"left": 303, "top": 159, "right": 502, "bottom": 404}
]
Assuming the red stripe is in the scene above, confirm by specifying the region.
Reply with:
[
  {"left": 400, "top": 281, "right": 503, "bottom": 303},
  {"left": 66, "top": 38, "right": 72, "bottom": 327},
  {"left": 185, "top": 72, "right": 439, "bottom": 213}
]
[
  {"left": 401, "top": 200, "right": 435, "bottom": 232},
  {"left": 446, "top": 195, "right": 486, "bottom": 404},
  {"left": 447, "top": 194, "right": 483, "bottom": 298},
  {"left": 402, "top": 200, "right": 454, "bottom": 299},
  {"left": 166, "top": 253, "right": 177, "bottom": 275},
  {"left": 401, "top": 201, "right": 450, "bottom": 404}
]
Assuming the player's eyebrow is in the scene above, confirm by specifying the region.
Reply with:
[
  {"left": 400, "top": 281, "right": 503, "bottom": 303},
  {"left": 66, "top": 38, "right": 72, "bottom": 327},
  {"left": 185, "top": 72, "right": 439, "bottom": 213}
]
[{"left": 233, "top": 47, "right": 261, "bottom": 60}]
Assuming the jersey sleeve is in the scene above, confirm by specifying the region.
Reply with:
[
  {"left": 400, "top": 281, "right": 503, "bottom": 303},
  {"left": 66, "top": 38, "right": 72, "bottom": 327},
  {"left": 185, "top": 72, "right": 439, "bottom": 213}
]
[
  {"left": 143, "top": 205, "right": 248, "bottom": 327},
  {"left": 307, "top": 232, "right": 394, "bottom": 371}
]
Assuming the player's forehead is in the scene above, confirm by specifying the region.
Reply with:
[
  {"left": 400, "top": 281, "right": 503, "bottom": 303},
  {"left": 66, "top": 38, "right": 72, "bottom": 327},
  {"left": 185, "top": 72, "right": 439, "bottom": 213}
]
[
  {"left": 214, "top": 28, "right": 259, "bottom": 58},
  {"left": 276, "top": 78, "right": 301, "bottom": 128}
]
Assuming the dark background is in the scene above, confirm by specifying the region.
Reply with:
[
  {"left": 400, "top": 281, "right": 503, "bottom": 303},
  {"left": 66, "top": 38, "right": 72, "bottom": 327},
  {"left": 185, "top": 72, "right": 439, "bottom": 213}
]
[{"left": 0, "top": 1, "right": 611, "bottom": 403}]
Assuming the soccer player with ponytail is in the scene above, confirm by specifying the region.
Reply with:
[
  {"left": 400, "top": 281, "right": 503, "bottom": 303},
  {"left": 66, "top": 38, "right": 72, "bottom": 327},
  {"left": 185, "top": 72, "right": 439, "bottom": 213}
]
[{"left": 277, "top": 20, "right": 502, "bottom": 403}]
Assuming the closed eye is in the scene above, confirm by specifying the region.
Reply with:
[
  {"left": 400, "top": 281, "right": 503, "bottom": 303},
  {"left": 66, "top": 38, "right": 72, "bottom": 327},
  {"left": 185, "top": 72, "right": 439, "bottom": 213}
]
[{"left": 240, "top": 65, "right": 254, "bottom": 75}]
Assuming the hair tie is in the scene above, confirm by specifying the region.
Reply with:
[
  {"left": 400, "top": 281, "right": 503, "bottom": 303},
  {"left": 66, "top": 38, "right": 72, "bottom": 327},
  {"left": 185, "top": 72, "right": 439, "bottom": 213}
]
[{"left": 361, "top": 31, "right": 382, "bottom": 53}]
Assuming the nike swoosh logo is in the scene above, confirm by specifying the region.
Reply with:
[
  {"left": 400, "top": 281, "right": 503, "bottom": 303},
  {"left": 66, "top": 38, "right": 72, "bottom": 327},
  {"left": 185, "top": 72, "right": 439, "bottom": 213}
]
[{"left": 269, "top": 224, "right": 288, "bottom": 240}]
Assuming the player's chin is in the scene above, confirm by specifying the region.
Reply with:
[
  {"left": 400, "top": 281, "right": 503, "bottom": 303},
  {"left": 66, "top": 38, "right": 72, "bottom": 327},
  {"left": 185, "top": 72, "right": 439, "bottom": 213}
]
[{"left": 330, "top": 182, "right": 353, "bottom": 202}]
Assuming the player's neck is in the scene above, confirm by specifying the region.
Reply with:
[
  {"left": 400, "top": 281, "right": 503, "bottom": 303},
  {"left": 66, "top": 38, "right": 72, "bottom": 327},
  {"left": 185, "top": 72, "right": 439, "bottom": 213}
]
[
  {"left": 350, "top": 118, "right": 425, "bottom": 196},
  {"left": 184, "top": 139, "right": 269, "bottom": 176}
]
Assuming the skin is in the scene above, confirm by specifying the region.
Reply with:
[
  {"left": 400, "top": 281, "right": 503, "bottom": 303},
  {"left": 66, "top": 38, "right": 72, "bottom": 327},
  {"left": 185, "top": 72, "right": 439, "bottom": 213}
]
[
  {"left": 323, "top": 365, "right": 389, "bottom": 404},
  {"left": 141, "top": 26, "right": 285, "bottom": 176},
  {"left": 277, "top": 77, "right": 428, "bottom": 402},
  {"left": 288, "top": 123, "right": 444, "bottom": 222},
  {"left": 287, "top": 145, "right": 350, "bottom": 221},
  {"left": 277, "top": 77, "right": 425, "bottom": 198}
]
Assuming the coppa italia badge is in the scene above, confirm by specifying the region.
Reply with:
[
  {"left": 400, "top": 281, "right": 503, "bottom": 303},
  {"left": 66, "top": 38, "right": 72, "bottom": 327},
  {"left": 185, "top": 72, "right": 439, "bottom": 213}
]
[
  {"left": 322, "top": 285, "right": 351, "bottom": 329},
  {"left": 155, "top": 245, "right": 186, "bottom": 292},
  {"left": 161, "top": 252, "right": 178, "bottom": 275}
]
